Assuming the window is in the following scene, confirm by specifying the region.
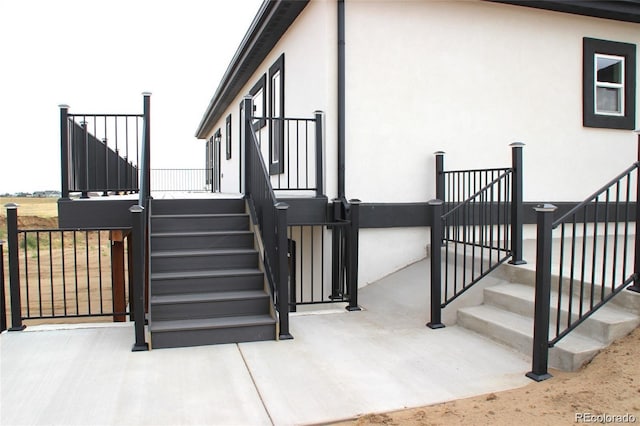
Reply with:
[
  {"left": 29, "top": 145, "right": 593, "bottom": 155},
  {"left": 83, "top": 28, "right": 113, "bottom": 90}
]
[
  {"left": 250, "top": 74, "right": 267, "bottom": 129},
  {"left": 583, "top": 37, "right": 636, "bottom": 130},
  {"left": 269, "top": 54, "right": 285, "bottom": 175},
  {"left": 225, "top": 114, "right": 232, "bottom": 160}
]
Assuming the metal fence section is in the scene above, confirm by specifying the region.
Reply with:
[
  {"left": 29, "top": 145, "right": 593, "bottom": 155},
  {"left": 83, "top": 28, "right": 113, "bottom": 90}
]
[
  {"left": 528, "top": 155, "right": 640, "bottom": 381},
  {"left": 4, "top": 204, "right": 132, "bottom": 329},
  {"left": 428, "top": 144, "right": 524, "bottom": 328},
  {"left": 150, "top": 168, "right": 214, "bottom": 192}
]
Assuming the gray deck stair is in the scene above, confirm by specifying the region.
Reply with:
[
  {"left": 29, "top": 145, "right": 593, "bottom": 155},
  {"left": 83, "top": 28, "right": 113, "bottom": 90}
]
[
  {"left": 148, "top": 198, "right": 276, "bottom": 349},
  {"left": 457, "top": 273, "right": 640, "bottom": 371}
]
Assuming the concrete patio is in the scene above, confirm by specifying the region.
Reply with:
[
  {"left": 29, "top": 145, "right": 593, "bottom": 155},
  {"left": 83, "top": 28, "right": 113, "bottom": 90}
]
[{"left": 0, "top": 256, "right": 533, "bottom": 426}]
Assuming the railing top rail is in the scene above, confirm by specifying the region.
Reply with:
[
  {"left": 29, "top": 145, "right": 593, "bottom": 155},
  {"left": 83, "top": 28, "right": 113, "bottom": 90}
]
[
  {"left": 442, "top": 169, "right": 512, "bottom": 220},
  {"left": 68, "top": 113, "right": 144, "bottom": 118},
  {"left": 251, "top": 115, "right": 316, "bottom": 123},
  {"left": 443, "top": 167, "right": 512, "bottom": 174},
  {"left": 552, "top": 161, "right": 640, "bottom": 227}
]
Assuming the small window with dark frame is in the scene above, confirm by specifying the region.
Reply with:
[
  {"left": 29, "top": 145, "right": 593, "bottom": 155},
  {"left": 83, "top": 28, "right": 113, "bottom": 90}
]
[
  {"left": 583, "top": 37, "right": 636, "bottom": 130},
  {"left": 269, "top": 53, "right": 285, "bottom": 175},
  {"left": 250, "top": 74, "right": 267, "bottom": 130},
  {"left": 225, "top": 114, "right": 232, "bottom": 160}
]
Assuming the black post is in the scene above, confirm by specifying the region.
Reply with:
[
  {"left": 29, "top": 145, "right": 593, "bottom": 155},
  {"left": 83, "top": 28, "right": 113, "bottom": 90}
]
[
  {"left": 629, "top": 132, "right": 640, "bottom": 293},
  {"left": 509, "top": 142, "right": 526, "bottom": 265},
  {"left": 142, "top": 92, "right": 152, "bottom": 201},
  {"left": 243, "top": 96, "right": 253, "bottom": 197},
  {"left": 59, "top": 105, "right": 70, "bottom": 200},
  {"left": 314, "top": 110, "right": 325, "bottom": 197},
  {"left": 434, "top": 151, "right": 445, "bottom": 202},
  {"left": 330, "top": 199, "right": 343, "bottom": 299},
  {"left": 427, "top": 199, "right": 445, "bottom": 329},
  {"left": 346, "top": 199, "right": 361, "bottom": 311},
  {"left": 6, "top": 204, "right": 25, "bottom": 331},
  {"left": 526, "top": 204, "right": 556, "bottom": 382},
  {"left": 276, "top": 202, "right": 293, "bottom": 340},
  {"left": 80, "top": 121, "right": 89, "bottom": 198},
  {"left": 130, "top": 205, "right": 149, "bottom": 351},
  {"left": 0, "top": 240, "right": 6, "bottom": 332}
]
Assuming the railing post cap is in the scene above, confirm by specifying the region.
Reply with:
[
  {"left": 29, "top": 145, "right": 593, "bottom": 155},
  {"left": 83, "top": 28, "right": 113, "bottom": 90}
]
[
  {"left": 314, "top": 110, "right": 324, "bottom": 115},
  {"left": 243, "top": 95, "right": 252, "bottom": 101},
  {"left": 434, "top": 151, "right": 445, "bottom": 155},
  {"left": 141, "top": 92, "right": 152, "bottom": 97},
  {"left": 4, "top": 203, "right": 18, "bottom": 209},
  {"left": 348, "top": 199, "right": 361, "bottom": 204},
  {"left": 428, "top": 199, "right": 444, "bottom": 206},
  {"left": 510, "top": 142, "right": 526, "bottom": 147},
  {"left": 275, "top": 202, "right": 289, "bottom": 210},
  {"left": 534, "top": 203, "right": 557, "bottom": 212},
  {"left": 58, "top": 104, "right": 70, "bottom": 109},
  {"left": 129, "top": 205, "right": 144, "bottom": 213}
]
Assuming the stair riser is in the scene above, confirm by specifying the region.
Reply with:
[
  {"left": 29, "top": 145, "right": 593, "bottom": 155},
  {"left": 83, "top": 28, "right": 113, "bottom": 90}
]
[
  {"left": 151, "top": 216, "right": 249, "bottom": 233},
  {"left": 151, "top": 199, "right": 245, "bottom": 215},
  {"left": 151, "top": 252, "right": 258, "bottom": 273},
  {"left": 151, "top": 274, "right": 265, "bottom": 295},
  {"left": 484, "top": 289, "right": 639, "bottom": 344},
  {"left": 151, "top": 234, "right": 254, "bottom": 251},
  {"left": 151, "top": 297, "right": 270, "bottom": 321},
  {"left": 151, "top": 324, "right": 276, "bottom": 349}
]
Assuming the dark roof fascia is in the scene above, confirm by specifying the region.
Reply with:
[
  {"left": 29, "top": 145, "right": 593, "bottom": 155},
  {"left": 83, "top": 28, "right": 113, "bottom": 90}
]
[
  {"left": 487, "top": 1, "right": 640, "bottom": 23},
  {"left": 195, "top": 0, "right": 309, "bottom": 139}
]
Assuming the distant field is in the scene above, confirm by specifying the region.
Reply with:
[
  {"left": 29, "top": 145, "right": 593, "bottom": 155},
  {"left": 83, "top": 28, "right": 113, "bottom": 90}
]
[{"left": 0, "top": 197, "right": 58, "bottom": 218}]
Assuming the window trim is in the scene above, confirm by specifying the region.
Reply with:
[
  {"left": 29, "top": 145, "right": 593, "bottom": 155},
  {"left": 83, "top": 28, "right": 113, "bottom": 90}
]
[
  {"left": 583, "top": 37, "right": 636, "bottom": 130},
  {"left": 269, "top": 53, "right": 285, "bottom": 175},
  {"left": 225, "top": 114, "right": 232, "bottom": 160},
  {"left": 249, "top": 74, "right": 267, "bottom": 130}
]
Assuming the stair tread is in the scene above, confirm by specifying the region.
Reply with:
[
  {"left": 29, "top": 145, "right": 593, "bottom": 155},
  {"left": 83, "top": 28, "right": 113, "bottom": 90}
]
[
  {"left": 151, "top": 230, "right": 252, "bottom": 237},
  {"left": 151, "top": 290, "right": 268, "bottom": 305},
  {"left": 151, "top": 268, "right": 263, "bottom": 280},
  {"left": 151, "top": 248, "right": 257, "bottom": 257},
  {"left": 151, "top": 314, "right": 276, "bottom": 332},
  {"left": 486, "top": 283, "right": 640, "bottom": 323},
  {"left": 459, "top": 304, "right": 604, "bottom": 353},
  {"left": 151, "top": 213, "right": 248, "bottom": 219}
]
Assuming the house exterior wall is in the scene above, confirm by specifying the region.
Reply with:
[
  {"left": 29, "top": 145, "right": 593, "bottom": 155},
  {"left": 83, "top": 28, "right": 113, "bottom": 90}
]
[
  {"left": 202, "top": 0, "right": 338, "bottom": 197},
  {"left": 343, "top": 0, "right": 639, "bottom": 285}
]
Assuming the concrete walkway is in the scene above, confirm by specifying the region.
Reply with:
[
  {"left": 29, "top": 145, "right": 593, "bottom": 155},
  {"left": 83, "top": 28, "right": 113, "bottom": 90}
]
[{"left": 1, "top": 259, "right": 532, "bottom": 426}]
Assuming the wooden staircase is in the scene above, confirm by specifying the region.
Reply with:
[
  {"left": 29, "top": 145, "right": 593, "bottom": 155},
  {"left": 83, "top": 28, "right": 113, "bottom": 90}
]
[{"left": 148, "top": 198, "right": 276, "bottom": 349}]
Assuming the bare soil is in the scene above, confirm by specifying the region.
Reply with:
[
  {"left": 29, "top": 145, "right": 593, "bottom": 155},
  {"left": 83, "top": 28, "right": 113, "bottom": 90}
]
[{"left": 338, "top": 327, "right": 640, "bottom": 426}]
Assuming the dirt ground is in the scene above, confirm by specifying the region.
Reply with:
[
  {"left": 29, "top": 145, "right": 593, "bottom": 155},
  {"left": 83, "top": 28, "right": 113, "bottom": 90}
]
[{"left": 338, "top": 326, "right": 640, "bottom": 426}]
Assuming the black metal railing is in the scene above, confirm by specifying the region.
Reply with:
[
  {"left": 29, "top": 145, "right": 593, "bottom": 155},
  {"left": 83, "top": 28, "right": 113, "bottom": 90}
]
[
  {"left": 243, "top": 97, "right": 292, "bottom": 339},
  {"left": 252, "top": 112, "right": 324, "bottom": 196},
  {"left": 528, "top": 144, "right": 640, "bottom": 381},
  {"left": 60, "top": 93, "right": 151, "bottom": 198},
  {"left": 428, "top": 144, "right": 524, "bottom": 328},
  {"left": 3, "top": 204, "right": 132, "bottom": 329},
  {"left": 150, "top": 168, "right": 214, "bottom": 192}
]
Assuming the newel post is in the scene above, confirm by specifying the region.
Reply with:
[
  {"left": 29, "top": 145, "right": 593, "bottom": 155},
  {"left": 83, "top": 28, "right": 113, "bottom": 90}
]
[
  {"left": 526, "top": 204, "right": 556, "bottom": 382},
  {"left": 276, "top": 202, "right": 293, "bottom": 340},
  {"left": 346, "top": 199, "right": 361, "bottom": 311},
  {"left": 427, "top": 199, "right": 445, "bottom": 329},
  {"left": 243, "top": 96, "right": 253, "bottom": 197},
  {"left": 130, "top": 205, "right": 149, "bottom": 352},
  {"left": 0, "top": 240, "right": 6, "bottom": 332},
  {"left": 6, "top": 204, "right": 25, "bottom": 331},
  {"left": 509, "top": 142, "right": 526, "bottom": 265},
  {"left": 434, "top": 151, "right": 445, "bottom": 202},
  {"left": 59, "top": 104, "right": 70, "bottom": 199},
  {"left": 142, "top": 92, "right": 152, "bottom": 201},
  {"left": 630, "top": 130, "right": 640, "bottom": 293}
]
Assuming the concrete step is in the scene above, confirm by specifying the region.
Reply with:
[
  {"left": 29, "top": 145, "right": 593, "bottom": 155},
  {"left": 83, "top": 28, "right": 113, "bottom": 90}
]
[
  {"left": 151, "top": 214, "right": 250, "bottom": 233},
  {"left": 484, "top": 282, "right": 640, "bottom": 344},
  {"left": 150, "top": 315, "right": 276, "bottom": 349},
  {"left": 150, "top": 290, "right": 271, "bottom": 321},
  {"left": 150, "top": 230, "right": 254, "bottom": 251},
  {"left": 457, "top": 304, "right": 603, "bottom": 371},
  {"left": 151, "top": 269, "right": 265, "bottom": 295},
  {"left": 150, "top": 248, "right": 258, "bottom": 273}
]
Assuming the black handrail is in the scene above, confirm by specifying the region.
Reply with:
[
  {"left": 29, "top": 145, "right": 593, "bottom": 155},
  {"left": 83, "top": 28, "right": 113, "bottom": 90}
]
[
  {"left": 243, "top": 97, "right": 292, "bottom": 340},
  {"left": 528, "top": 147, "right": 640, "bottom": 381}
]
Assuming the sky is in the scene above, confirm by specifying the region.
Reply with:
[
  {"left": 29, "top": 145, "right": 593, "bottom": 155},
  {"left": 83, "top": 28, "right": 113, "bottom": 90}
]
[{"left": 0, "top": 0, "right": 263, "bottom": 193}]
